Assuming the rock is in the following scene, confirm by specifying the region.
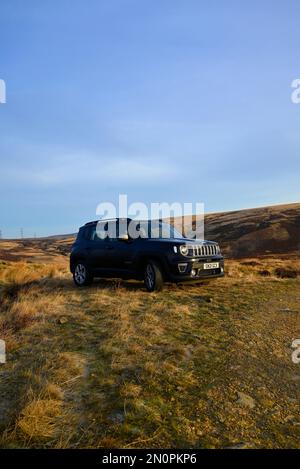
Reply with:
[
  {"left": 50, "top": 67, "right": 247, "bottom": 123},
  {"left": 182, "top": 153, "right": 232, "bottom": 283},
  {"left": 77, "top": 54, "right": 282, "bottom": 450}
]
[
  {"left": 284, "top": 415, "right": 294, "bottom": 423},
  {"left": 226, "top": 442, "right": 252, "bottom": 449},
  {"left": 279, "top": 308, "right": 298, "bottom": 313},
  {"left": 108, "top": 411, "right": 125, "bottom": 424},
  {"left": 57, "top": 317, "right": 68, "bottom": 324},
  {"left": 291, "top": 375, "right": 300, "bottom": 382},
  {"left": 129, "top": 427, "right": 140, "bottom": 435},
  {"left": 284, "top": 415, "right": 300, "bottom": 425},
  {"left": 195, "top": 296, "right": 213, "bottom": 303},
  {"left": 237, "top": 392, "right": 256, "bottom": 409}
]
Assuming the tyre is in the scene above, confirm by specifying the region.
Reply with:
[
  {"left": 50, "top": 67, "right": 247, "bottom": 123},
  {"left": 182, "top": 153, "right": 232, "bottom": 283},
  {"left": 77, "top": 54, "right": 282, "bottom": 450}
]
[
  {"left": 73, "top": 262, "right": 93, "bottom": 286},
  {"left": 144, "top": 260, "right": 164, "bottom": 292}
]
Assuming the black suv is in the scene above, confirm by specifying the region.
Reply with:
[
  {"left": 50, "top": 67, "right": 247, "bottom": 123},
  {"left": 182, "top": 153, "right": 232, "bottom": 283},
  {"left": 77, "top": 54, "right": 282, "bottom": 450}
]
[{"left": 70, "top": 218, "right": 224, "bottom": 292}]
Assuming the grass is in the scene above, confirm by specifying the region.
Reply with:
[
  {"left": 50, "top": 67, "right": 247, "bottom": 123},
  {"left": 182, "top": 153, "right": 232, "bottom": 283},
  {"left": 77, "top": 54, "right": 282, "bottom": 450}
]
[{"left": 0, "top": 258, "right": 299, "bottom": 448}]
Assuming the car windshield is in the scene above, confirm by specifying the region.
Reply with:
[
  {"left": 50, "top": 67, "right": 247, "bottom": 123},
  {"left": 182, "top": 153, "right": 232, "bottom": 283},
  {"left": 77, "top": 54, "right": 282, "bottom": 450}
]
[{"left": 95, "top": 219, "right": 185, "bottom": 240}]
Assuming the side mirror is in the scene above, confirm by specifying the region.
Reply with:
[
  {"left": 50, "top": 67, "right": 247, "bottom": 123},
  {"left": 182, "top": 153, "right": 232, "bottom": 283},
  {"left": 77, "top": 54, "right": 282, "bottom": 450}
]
[{"left": 119, "top": 234, "right": 129, "bottom": 241}]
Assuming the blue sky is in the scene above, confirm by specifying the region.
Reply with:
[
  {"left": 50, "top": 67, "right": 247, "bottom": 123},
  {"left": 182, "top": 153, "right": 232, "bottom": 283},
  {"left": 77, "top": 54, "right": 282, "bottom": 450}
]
[{"left": 0, "top": 0, "right": 300, "bottom": 237}]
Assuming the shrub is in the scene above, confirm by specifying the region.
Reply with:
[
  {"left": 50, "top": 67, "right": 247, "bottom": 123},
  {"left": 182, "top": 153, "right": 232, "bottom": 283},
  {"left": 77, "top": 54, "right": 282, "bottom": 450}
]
[
  {"left": 258, "top": 270, "right": 271, "bottom": 277},
  {"left": 274, "top": 268, "right": 298, "bottom": 279}
]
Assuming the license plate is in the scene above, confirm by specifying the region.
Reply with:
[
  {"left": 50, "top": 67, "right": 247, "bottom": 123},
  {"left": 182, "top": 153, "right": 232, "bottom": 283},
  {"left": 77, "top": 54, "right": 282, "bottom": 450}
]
[{"left": 203, "top": 262, "right": 219, "bottom": 270}]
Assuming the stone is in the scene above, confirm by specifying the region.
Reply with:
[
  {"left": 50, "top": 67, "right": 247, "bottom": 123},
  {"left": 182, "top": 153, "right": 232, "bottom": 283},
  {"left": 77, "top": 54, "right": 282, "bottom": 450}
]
[
  {"left": 237, "top": 391, "right": 256, "bottom": 409},
  {"left": 109, "top": 411, "right": 125, "bottom": 424},
  {"left": 57, "top": 317, "right": 68, "bottom": 324},
  {"left": 226, "top": 442, "right": 252, "bottom": 449},
  {"left": 291, "top": 375, "right": 300, "bottom": 382}
]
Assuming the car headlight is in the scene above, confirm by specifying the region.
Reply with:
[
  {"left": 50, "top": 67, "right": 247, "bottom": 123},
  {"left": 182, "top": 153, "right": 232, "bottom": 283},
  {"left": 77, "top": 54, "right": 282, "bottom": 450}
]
[{"left": 179, "top": 245, "right": 189, "bottom": 256}]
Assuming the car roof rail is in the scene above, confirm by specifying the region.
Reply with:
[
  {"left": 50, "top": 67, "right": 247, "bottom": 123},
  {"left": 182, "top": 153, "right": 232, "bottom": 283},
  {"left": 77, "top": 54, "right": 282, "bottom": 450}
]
[
  {"left": 84, "top": 220, "right": 99, "bottom": 226},
  {"left": 84, "top": 218, "right": 133, "bottom": 226}
]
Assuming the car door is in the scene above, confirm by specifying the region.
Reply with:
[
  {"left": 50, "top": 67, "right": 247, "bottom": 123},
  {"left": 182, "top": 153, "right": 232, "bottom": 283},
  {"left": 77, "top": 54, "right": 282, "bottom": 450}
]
[
  {"left": 104, "top": 219, "right": 139, "bottom": 273},
  {"left": 109, "top": 237, "right": 137, "bottom": 273},
  {"left": 85, "top": 224, "right": 111, "bottom": 272}
]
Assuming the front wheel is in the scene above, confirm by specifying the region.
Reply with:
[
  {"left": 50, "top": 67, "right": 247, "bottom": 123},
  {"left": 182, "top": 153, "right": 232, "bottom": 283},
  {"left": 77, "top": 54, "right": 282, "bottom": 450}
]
[
  {"left": 144, "top": 261, "right": 164, "bottom": 292},
  {"left": 73, "top": 262, "right": 93, "bottom": 287}
]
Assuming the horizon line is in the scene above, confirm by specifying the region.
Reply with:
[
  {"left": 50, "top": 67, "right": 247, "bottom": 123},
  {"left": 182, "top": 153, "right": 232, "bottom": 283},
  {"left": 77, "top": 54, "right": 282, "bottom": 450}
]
[{"left": 1, "top": 200, "right": 299, "bottom": 241}]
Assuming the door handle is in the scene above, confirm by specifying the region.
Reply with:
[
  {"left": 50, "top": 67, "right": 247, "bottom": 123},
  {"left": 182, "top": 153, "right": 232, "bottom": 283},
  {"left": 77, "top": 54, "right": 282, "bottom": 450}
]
[{"left": 105, "top": 245, "right": 114, "bottom": 250}]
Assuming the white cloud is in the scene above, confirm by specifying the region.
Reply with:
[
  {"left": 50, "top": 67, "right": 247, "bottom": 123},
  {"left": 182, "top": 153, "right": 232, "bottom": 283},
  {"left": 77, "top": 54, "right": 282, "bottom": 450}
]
[{"left": 1, "top": 147, "right": 178, "bottom": 187}]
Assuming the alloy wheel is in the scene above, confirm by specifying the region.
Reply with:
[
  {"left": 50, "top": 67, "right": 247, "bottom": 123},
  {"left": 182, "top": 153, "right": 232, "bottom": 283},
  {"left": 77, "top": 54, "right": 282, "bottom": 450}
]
[
  {"left": 145, "top": 263, "right": 155, "bottom": 290},
  {"left": 74, "top": 263, "right": 86, "bottom": 285}
]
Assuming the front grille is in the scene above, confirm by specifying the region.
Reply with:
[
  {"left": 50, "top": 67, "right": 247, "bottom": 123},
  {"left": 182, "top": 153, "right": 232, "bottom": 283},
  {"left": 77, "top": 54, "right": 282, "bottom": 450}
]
[{"left": 189, "top": 244, "right": 219, "bottom": 257}]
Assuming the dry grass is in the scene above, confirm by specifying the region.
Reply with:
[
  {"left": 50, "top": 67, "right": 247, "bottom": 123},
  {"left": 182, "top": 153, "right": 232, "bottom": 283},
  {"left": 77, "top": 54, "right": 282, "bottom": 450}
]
[
  {"left": 0, "top": 258, "right": 299, "bottom": 448},
  {"left": 0, "top": 264, "right": 66, "bottom": 337},
  {"left": 17, "top": 398, "right": 64, "bottom": 440}
]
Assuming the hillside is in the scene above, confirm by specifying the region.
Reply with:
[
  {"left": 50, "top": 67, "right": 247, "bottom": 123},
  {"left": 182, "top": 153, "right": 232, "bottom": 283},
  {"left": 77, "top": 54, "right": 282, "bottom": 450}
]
[
  {"left": 204, "top": 202, "right": 300, "bottom": 258},
  {"left": 172, "top": 202, "right": 300, "bottom": 258},
  {"left": 0, "top": 202, "right": 299, "bottom": 261},
  {"left": 0, "top": 237, "right": 74, "bottom": 263}
]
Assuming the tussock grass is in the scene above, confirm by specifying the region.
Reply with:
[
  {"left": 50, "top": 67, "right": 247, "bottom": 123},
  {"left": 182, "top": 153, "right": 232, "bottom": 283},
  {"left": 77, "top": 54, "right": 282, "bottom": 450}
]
[
  {"left": 274, "top": 267, "right": 299, "bottom": 279},
  {"left": 0, "top": 262, "right": 62, "bottom": 285},
  {"left": 16, "top": 398, "right": 64, "bottom": 440}
]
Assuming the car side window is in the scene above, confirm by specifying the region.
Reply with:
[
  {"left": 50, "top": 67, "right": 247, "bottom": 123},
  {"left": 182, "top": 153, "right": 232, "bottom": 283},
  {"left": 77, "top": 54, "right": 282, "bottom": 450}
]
[
  {"left": 83, "top": 226, "right": 92, "bottom": 240},
  {"left": 85, "top": 225, "right": 104, "bottom": 243},
  {"left": 90, "top": 227, "right": 98, "bottom": 242}
]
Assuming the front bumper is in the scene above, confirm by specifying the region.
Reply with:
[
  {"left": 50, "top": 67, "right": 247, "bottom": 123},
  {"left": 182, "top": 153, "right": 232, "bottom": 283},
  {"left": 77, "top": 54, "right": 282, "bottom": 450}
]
[{"left": 166, "top": 256, "right": 225, "bottom": 282}]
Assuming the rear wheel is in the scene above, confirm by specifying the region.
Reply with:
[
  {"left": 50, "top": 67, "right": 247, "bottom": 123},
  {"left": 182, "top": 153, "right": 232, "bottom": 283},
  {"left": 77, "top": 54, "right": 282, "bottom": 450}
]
[
  {"left": 144, "top": 260, "right": 164, "bottom": 292},
  {"left": 73, "top": 262, "right": 93, "bottom": 287}
]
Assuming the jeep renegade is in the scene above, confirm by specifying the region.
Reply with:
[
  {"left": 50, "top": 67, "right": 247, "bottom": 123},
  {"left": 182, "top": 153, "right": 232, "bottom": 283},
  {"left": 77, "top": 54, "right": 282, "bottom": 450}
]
[{"left": 70, "top": 218, "right": 224, "bottom": 292}]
